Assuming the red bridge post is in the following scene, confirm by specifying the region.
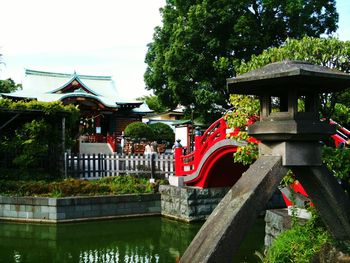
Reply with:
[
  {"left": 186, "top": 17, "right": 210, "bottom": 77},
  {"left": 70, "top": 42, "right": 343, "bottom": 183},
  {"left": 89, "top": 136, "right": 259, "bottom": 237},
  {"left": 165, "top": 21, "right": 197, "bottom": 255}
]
[
  {"left": 194, "top": 127, "right": 202, "bottom": 169},
  {"left": 174, "top": 139, "right": 183, "bottom": 176}
]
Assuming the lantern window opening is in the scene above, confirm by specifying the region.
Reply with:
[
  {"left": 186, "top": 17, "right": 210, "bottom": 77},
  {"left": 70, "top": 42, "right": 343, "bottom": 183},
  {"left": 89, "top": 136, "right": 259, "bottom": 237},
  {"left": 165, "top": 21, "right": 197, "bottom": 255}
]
[
  {"left": 269, "top": 95, "right": 288, "bottom": 114},
  {"left": 298, "top": 95, "right": 306, "bottom": 113},
  {"left": 297, "top": 93, "right": 316, "bottom": 113}
]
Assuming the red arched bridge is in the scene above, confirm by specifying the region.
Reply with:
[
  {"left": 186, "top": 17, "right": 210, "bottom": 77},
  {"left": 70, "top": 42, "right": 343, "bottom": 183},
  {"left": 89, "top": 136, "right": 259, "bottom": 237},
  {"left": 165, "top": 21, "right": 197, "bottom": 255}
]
[
  {"left": 174, "top": 117, "right": 248, "bottom": 188},
  {"left": 174, "top": 117, "right": 349, "bottom": 189}
]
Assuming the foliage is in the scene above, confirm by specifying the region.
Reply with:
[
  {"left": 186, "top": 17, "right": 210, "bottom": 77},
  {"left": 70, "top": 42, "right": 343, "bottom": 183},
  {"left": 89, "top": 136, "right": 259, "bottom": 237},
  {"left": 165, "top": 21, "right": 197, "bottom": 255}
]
[
  {"left": 332, "top": 103, "right": 350, "bottom": 128},
  {"left": 224, "top": 94, "right": 260, "bottom": 165},
  {"left": 0, "top": 78, "right": 22, "bottom": 93},
  {"left": 97, "top": 176, "right": 154, "bottom": 195},
  {"left": 0, "top": 98, "right": 79, "bottom": 116},
  {"left": 145, "top": 1, "right": 338, "bottom": 121},
  {"left": 137, "top": 94, "right": 167, "bottom": 113},
  {"left": 236, "top": 36, "right": 350, "bottom": 122},
  {"left": 0, "top": 176, "right": 165, "bottom": 197},
  {"left": 0, "top": 168, "right": 57, "bottom": 181},
  {"left": 0, "top": 99, "right": 80, "bottom": 176},
  {"left": 11, "top": 120, "right": 51, "bottom": 168},
  {"left": 264, "top": 212, "right": 331, "bottom": 263},
  {"left": 232, "top": 140, "right": 259, "bottom": 166},
  {"left": 149, "top": 122, "right": 175, "bottom": 145},
  {"left": 237, "top": 37, "right": 350, "bottom": 75},
  {"left": 322, "top": 146, "right": 350, "bottom": 194},
  {"left": 225, "top": 94, "right": 260, "bottom": 128},
  {"left": 124, "top": 122, "right": 155, "bottom": 141}
]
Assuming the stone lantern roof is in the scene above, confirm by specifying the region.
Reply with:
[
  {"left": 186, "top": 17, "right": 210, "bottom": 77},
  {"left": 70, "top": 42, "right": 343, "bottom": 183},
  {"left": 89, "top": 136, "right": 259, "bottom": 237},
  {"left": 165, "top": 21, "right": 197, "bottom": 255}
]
[{"left": 227, "top": 60, "right": 350, "bottom": 95}]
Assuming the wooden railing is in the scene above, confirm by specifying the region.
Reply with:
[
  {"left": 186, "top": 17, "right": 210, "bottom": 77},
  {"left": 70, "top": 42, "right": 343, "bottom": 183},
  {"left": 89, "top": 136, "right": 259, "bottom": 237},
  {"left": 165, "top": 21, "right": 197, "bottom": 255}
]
[
  {"left": 106, "top": 135, "right": 116, "bottom": 152},
  {"left": 175, "top": 117, "right": 235, "bottom": 176},
  {"left": 65, "top": 153, "right": 174, "bottom": 179}
]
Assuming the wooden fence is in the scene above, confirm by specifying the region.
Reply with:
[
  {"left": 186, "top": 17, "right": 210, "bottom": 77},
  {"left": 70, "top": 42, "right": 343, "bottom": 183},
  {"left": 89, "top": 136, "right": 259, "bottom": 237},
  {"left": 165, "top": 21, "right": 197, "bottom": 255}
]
[{"left": 64, "top": 153, "right": 174, "bottom": 179}]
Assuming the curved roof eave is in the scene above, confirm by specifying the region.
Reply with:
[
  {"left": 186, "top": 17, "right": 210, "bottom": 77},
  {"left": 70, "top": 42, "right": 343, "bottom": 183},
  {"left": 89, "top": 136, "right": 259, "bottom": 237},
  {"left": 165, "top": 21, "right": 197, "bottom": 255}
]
[
  {"left": 0, "top": 92, "right": 37, "bottom": 100},
  {"left": 49, "top": 73, "right": 101, "bottom": 96},
  {"left": 59, "top": 93, "right": 119, "bottom": 109}
]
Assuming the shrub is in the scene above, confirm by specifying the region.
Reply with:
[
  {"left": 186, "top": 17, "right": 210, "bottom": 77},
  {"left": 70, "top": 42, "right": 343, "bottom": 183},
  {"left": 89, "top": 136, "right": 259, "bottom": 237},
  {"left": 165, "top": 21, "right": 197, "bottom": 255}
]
[
  {"left": 0, "top": 176, "right": 162, "bottom": 197},
  {"left": 264, "top": 213, "right": 330, "bottom": 263},
  {"left": 124, "top": 122, "right": 154, "bottom": 141},
  {"left": 149, "top": 122, "right": 175, "bottom": 145},
  {"left": 98, "top": 176, "right": 153, "bottom": 194},
  {"left": 0, "top": 99, "right": 79, "bottom": 178},
  {"left": 323, "top": 146, "right": 350, "bottom": 194}
]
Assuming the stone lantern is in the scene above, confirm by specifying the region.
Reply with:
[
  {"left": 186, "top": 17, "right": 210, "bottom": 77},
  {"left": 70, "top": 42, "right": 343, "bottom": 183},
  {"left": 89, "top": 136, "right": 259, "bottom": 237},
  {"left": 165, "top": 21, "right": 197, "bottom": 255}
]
[
  {"left": 227, "top": 60, "right": 350, "bottom": 165},
  {"left": 181, "top": 61, "right": 350, "bottom": 263}
]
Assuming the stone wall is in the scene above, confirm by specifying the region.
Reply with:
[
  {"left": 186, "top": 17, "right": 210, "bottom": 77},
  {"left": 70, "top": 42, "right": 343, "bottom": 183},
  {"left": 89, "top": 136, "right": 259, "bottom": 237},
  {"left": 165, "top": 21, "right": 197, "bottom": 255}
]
[
  {"left": 159, "top": 185, "right": 230, "bottom": 222},
  {"left": 0, "top": 194, "right": 160, "bottom": 223},
  {"left": 160, "top": 185, "right": 285, "bottom": 222},
  {"left": 0, "top": 186, "right": 285, "bottom": 224}
]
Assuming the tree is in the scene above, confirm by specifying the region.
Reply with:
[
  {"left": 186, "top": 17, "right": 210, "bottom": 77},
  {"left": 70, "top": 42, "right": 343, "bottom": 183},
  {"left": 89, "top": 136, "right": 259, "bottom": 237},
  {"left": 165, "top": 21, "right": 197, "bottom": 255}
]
[
  {"left": 237, "top": 36, "right": 350, "bottom": 124},
  {"left": 137, "top": 95, "right": 167, "bottom": 113},
  {"left": 0, "top": 53, "right": 21, "bottom": 93},
  {"left": 0, "top": 78, "right": 22, "bottom": 93},
  {"left": 145, "top": 0, "right": 338, "bottom": 123},
  {"left": 0, "top": 99, "right": 79, "bottom": 178},
  {"left": 149, "top": 122, "right": 175, "bottom": 145},
  {"left": 124, "top": 122, "right": 155, "bottom": 142}
]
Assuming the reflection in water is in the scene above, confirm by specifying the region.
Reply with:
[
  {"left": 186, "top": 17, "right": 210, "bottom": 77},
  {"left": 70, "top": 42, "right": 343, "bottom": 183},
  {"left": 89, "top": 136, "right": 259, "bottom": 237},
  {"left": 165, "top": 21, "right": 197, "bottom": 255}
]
[
  {"left": 0, "top": 216, "right": 264, "bottom": 263},
  {"left": 78, "top": 247, "right": 161, "bottom": 263},
  {"left": 0, "top": 217, "right": 200, "bottom": 263}
]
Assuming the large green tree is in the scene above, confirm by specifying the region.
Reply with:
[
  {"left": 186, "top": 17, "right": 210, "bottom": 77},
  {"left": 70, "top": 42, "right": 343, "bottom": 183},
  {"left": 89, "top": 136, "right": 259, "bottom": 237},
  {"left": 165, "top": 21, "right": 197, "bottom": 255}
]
[
  {"left": 145, "top": 0, "right": 338, "bottom": 123},
  {"left": 0, "top": 78, "right": 22, "bottom": 93},
  {"left": 237, "top": 36, "right": 350, "bottom": 124},
  {"left": 0, "top": 54, "right": 22, "bottom": 93}
]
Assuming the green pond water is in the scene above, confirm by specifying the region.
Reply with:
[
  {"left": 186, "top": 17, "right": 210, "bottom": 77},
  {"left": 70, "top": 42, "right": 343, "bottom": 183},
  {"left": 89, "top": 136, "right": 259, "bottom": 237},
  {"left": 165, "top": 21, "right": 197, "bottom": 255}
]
[{"left": 0, "top": 217, "right": 265, "bottom": 263}]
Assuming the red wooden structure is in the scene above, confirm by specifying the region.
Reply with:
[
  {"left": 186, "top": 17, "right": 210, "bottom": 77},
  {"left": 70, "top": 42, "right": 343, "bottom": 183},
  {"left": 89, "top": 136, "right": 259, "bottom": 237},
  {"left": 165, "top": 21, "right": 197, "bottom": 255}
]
[
  {"left": 329, "top": 119, "right": 350, "bottom": 147},
  {"left": 175, "top": 116, "right": 349, "bottom": 189},
  {"left": 174, "top": 117, "right": 247, "bottom": 188}
]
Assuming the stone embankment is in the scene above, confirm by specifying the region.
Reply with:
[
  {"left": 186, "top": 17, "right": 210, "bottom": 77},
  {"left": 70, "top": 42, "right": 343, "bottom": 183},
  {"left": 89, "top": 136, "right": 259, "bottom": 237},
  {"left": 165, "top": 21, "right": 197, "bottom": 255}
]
[{"left": 0, "top": 194, "right": 160, "bottom": 223}]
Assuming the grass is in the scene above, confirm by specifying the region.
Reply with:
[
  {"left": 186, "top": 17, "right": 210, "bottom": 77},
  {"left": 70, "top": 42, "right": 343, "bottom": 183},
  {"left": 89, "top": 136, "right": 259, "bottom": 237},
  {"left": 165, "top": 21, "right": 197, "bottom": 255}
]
[
  {"left": 262, "top": 209, "right": 350, "bottom": 263},
  {"left": 263, "top": 222, "right": 330, "bottom": 263},
  {"left": 0, "top": 176, "right": 168, "bottom": 197}
]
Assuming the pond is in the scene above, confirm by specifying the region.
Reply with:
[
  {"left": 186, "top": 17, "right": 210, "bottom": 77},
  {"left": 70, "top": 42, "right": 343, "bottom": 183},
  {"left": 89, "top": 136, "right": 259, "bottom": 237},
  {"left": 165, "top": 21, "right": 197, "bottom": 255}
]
[{"left": 0, "top": 217, "right": 265, "bottom": 263}]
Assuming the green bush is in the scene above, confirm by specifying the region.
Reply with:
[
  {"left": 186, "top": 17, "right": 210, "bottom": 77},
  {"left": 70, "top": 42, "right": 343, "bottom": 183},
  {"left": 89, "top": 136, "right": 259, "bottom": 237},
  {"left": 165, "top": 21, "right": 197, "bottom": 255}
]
[
  {"left": 0, "top": 168, "right": 57, "bottom": 181},
  {"left": 0, "top": 176, "right": 163, "bottom": 197},
  {"left": 323, "top": 146, "right": 350, "bottom": 194},
  {"left": 264, "top": 214, "right": 330, "bottom": 263},
  {"left": 97, "top": 176, "right": 153, "bottom": 194},
  {"left": 124, "top": 122, "right": 154, "bottom": 141},
  {"left": 149, "top": 122, "right": 175, "bottom": 145},
  {"left": 0, "top": 99, "right": 79, "bottom": 178}
]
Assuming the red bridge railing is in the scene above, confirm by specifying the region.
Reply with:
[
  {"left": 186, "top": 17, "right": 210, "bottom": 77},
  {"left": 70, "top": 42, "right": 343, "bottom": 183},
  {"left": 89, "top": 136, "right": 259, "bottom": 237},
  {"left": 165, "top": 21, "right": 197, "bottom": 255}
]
[{"left": 175, "top": 118, "right": 238, "bottom": 176}]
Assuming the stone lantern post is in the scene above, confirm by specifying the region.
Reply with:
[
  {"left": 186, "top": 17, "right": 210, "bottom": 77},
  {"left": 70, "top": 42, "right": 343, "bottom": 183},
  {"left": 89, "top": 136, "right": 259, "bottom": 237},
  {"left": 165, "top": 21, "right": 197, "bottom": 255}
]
[{"left": 180, "top": 61, "right": 350, "bottom": 263}]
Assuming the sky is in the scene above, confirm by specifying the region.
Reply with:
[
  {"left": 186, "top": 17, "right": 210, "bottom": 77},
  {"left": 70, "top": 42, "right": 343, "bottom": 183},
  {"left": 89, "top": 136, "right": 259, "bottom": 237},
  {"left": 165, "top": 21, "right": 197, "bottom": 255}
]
[{"left": 0, "top": 0, "right": 349, "bottom": 100}]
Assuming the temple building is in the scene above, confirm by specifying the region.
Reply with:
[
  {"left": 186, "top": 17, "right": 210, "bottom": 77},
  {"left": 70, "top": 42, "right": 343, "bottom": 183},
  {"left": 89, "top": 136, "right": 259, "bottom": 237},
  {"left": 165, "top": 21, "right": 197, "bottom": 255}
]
[{"left": 1, "top": 69, "right": 152, "bottom": 152}]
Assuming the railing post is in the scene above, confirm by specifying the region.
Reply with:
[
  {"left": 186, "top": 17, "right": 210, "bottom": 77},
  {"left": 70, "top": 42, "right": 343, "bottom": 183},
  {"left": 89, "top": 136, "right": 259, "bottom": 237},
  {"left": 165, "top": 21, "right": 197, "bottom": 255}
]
[
  {"left": 64, "top": 152, "right": 68, "bottom": 179},
  {"left": 150, "top": 153, "right": 156, "bottom": 182},
  {"left": 174, "top": 139, "right": 183, "bottom": 176},
  {"left": 220, "top": 118, "right": 227, "bottom": 139},
  {"left": 194, "top": 127, "right": 202, "bottom": 168}
]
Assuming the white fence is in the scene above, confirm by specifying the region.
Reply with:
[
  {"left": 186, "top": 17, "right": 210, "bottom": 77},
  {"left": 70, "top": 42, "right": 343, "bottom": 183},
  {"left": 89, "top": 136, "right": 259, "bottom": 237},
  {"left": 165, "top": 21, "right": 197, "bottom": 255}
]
[{"left": 65, "top": 153, "right": 174, "bottom": 179}]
